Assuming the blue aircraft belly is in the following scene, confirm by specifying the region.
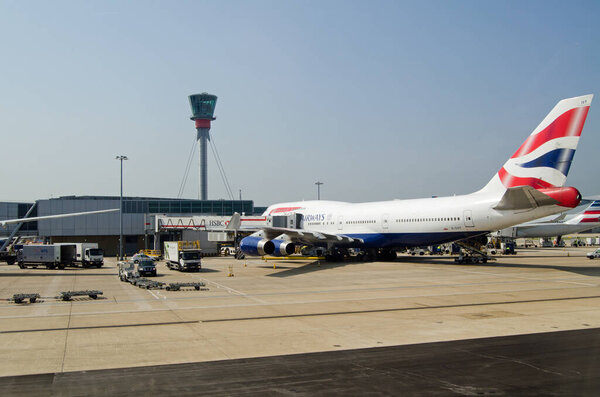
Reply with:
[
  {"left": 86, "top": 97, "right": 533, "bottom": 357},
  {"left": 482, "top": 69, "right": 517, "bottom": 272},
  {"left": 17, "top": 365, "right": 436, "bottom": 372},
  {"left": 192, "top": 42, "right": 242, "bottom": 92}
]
[{"left": 345, "top": 231, "right": 488, "bottom": 248}]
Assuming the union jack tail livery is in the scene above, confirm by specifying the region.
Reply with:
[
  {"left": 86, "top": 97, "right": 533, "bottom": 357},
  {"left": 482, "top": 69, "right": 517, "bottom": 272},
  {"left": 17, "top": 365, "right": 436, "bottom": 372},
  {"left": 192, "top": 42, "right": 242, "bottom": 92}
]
[
  {"left": 576, "top": 200, "right": 600, "bottom": 224},
  {"left": 482, "top": 95, "right": 593, "bottom": 193}
]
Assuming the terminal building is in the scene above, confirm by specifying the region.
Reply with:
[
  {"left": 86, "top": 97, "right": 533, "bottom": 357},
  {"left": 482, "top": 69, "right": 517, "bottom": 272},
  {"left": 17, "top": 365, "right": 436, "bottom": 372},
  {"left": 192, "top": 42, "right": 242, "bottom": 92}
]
[{"left": 0, "top": 196, "right": 266, "bottom": 256}]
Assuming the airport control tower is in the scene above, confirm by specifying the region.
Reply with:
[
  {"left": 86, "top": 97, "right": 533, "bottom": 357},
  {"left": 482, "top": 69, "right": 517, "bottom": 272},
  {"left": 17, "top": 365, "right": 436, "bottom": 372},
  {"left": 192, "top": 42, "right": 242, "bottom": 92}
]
[{"left": 189, "top": 93, "right": 217, "bottom": 200}]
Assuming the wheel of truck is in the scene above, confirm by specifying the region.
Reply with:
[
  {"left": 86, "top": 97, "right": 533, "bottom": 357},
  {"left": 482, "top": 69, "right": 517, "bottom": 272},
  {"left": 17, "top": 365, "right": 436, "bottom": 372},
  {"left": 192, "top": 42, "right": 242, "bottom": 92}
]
[
  {"left": 166, "top": 286, "right": 171, "bottom": 291},
  {"left": 482, "top": 258, "right": 488, "bottom": 264},
  {"left": 58, "top": 264, "right": 65, "bottom": 270},
  {"left": 30, "top": 297, "right": 37, "bottom": 303},
  {"left": 89, "top": 294, "right": 97, "bottom": 299},
  {"left": 195, "top": 286, "right": 200, "bottom": 290},
  {"left": 18, "top": 263, "right": 25, "bottom": 269},
  {"left": 152, "top": 271, "right": 157, "bottom": 277},
  {"left": 6, "top": 258, "right": 15, "bottom": 265},
  {"left": 47, "top": 264, "right": 55, "bottom": 270},
  {"left": 179, "top": 264, "right": 184, "bottom": 271}
]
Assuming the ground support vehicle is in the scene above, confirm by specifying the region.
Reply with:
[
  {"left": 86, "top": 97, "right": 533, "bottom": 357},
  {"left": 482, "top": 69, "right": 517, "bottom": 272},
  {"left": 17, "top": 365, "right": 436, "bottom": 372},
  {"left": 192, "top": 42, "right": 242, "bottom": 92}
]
[
  {"left": 220, "top": 245, "right": 235, "bottom": 256},
  {"left": 140, "top": 249, "right": 162, "bottom": 260},
  {"left": 587, "top": 248, "right": 600, "bottom": 259},
  {"left": 55, "top": 243, "right": 104, "bottom": 268},
  {"left": 408, "top": 248, "right": 426, "bottom": 256},
  {"left": 165, "top": 282, "right": 207, "bottom": 291},
  {"left": 164, "top": 241, "right": 202, "bottom": 272},
  {"left": 118, "top": 261, "right": 138, "bottom": 281},
  {"left": 454, "top": 239, "right": 492, "bottom": 264},
  {"left": 0, "top": 251, "right": 17, "bottom": 265},
  {"left": 12, "top": 293, "right": 40, "bottom": 304},
  {"left": 134, "top": 258, "right": 157, "bottom": 276},
  {"left": 17, "top": 245, "right": 66, "bottom": 269},
  {"left": 503, "top": 241, "right": 516, "bottom": 255},
  {"left": 58, "top": 290, "right": 102, "bottom": 301}
]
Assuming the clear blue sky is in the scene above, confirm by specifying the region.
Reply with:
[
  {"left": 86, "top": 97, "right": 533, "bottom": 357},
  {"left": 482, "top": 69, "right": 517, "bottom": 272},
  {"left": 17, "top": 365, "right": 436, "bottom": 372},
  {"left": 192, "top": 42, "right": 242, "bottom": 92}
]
[{"left": 1, "top": 1, "right": 599, "bottom": 206}]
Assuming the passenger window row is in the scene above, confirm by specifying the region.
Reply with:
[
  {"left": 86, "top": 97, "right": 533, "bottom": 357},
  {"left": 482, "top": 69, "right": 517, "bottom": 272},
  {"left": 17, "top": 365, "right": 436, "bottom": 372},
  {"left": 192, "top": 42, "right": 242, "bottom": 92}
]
[{"left": 395, "top": 217, "right": 460, "bottom": 223}]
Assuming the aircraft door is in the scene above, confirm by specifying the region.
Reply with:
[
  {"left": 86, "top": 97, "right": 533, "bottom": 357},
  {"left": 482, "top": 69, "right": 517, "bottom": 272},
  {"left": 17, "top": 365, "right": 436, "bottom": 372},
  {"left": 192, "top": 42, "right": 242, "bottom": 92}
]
[
  {"left": 463, "top": 210, "right": 474, "bottom": 227},
  {"left": 337, "top": 215, "right": 343, "bottom": 230},
  {"left": 382, "top": 213, "right": 389, "bottom": 229}
]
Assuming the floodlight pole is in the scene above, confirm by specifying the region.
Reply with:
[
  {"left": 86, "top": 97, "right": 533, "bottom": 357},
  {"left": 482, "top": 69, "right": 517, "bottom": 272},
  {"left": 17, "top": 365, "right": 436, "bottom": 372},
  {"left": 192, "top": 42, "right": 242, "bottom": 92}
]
[{"left": 116, "top": 155, "right": 128, "bottom": 260}]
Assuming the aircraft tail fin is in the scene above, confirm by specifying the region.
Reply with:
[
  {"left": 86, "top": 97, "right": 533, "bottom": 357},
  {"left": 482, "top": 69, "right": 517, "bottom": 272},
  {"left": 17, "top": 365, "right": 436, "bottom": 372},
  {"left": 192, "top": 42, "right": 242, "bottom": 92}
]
[
  {"left": 480, "top": 94, "right": 593, "bottom": 194},
  {"left": 567, "top": 200, "right": 600, "bottom": 224},
  {"left": 226, "top": 212, "right": 241, "bottom": 230}
]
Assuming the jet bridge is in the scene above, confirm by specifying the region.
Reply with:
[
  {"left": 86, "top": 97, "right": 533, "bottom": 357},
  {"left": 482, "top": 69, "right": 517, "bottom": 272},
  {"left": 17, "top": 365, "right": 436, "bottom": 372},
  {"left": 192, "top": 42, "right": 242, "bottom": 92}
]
[{"left": 271, "top": 213, "right": 303, "bottom": 229}]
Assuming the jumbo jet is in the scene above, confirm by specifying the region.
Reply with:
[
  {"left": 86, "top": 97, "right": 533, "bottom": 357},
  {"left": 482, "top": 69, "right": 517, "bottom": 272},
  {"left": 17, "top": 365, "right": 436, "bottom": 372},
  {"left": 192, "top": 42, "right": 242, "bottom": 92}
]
[
  {"left": 494, "top": 200, "right": 600, "bottom": 240},
  {"left": 240, "top": 95, "right": 593, "bottom": 260}
]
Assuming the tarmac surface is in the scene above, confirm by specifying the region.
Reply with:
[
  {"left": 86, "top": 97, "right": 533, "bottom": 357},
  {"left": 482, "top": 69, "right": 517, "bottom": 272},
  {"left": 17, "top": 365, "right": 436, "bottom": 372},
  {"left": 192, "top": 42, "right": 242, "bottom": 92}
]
[
  {"left": 1, "top": 246, "right": 600, "bottom": 394},
  {"left": 2, "top": 327, "right": 600, "bottom": 396}
]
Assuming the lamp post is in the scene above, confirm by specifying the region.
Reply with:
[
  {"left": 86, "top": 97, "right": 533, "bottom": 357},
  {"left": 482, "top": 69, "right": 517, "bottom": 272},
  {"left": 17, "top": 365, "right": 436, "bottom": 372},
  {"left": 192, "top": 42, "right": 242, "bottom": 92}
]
[
  {"left": 315, "top": 181, "right": 323, "bottom": 200},
  {"left": 115, "top": 155, "right": 128, "bottom": 260}
]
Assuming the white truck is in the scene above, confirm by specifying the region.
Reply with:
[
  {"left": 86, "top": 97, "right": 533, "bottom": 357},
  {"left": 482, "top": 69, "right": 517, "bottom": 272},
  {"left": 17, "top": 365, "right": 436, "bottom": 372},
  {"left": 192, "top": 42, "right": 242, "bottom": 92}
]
[
  {"left": 55, "top": 243, "right": 104, "bottom": 267},
  {"left": 17, "top": 245, "right": 65, "bottom": 269},
  {"left": 164, "top": 241, "right": 202, "bottom": 272},
  {"left": 587, "top": 248, "right": 600, "bottom": 259}
]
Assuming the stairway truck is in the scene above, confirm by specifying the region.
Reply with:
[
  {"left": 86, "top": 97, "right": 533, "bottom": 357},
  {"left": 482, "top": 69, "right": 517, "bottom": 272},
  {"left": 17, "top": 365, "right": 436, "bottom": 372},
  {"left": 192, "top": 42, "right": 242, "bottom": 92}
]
[
  {"left": 17, "top": 245, "right": 63, "bottom": 269},
  {"left": 164, "top": 242, "right": 202, "bottom": 272}
]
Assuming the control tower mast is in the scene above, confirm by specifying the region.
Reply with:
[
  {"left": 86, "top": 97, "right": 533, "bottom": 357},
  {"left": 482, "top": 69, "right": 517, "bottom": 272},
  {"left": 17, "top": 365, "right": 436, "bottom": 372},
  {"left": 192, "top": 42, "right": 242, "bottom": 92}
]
[{"left": 188, "top": 93, "right": 217, "bottom": 200}]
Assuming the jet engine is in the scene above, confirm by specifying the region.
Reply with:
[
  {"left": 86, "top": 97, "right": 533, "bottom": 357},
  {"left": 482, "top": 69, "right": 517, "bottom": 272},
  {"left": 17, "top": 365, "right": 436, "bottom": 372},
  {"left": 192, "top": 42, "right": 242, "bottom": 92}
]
[
  {"left": 240, "top": 236, "right": 274, "bottom": 256},
  {"left": 271, "top": 239, "right": 296, "bottom": 256}
]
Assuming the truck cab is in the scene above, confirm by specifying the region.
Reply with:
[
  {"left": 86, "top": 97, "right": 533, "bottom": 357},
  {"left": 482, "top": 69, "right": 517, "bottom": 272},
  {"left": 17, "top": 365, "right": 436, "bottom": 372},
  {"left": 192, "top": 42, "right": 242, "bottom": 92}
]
[
  {"left": 176, "top": 249, "right": 201, "bottom": 272},
  {"left": 164, "top": 241, "right": 202, "bottom": 272},
  {"left": 166, "top": 249, "right": 201, "bottom": 272},
  {"left": 84, "top": 247, "right": 104, "bottom": 267}
]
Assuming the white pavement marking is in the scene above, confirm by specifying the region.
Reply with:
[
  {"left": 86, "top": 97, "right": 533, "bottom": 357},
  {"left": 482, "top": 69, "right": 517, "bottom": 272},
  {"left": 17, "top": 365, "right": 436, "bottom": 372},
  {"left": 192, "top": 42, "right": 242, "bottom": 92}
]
[
  {"left": 200, "top": 278, "right": 268, "bottom": 304},
  {"left": 0, "top": 284, "right": 595, "bottom": 320}
]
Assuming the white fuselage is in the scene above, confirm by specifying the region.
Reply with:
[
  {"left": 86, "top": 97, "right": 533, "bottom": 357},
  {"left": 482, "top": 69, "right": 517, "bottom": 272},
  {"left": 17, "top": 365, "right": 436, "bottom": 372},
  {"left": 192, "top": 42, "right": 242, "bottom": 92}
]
[{"left": 264, "top": 191, "right": 569, "bottom": 248}]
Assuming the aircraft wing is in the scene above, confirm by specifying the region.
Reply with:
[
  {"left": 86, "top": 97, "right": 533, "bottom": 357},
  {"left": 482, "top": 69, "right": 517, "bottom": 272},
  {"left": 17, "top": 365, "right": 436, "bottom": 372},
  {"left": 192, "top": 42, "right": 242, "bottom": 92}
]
[
  {"left": 0, "top": 208, "right": 119, "bottom": 227},
  {"left": 260, "top": 226, "right": 363, "bottom": 245}
]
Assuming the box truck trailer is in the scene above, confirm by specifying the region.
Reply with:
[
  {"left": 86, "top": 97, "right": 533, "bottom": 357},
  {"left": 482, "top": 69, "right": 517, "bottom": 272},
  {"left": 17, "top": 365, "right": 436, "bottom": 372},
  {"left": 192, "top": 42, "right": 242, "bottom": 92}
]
[{"left": 17, "top": 245, "right": 65, "bottom": 269}]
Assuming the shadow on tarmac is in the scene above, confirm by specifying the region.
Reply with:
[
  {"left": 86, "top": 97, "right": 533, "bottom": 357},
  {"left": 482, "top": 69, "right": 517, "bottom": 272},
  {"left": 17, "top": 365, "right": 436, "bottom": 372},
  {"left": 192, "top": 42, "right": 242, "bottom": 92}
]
[
  {"left": 398, "top": 255, "right": 600, "bottom": 278},
  {"left": 264, "top": 255, "right": 600, "bottom": 278},
  {"left": 266, "top": 260, "right": 359, "bottom": 277}
]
